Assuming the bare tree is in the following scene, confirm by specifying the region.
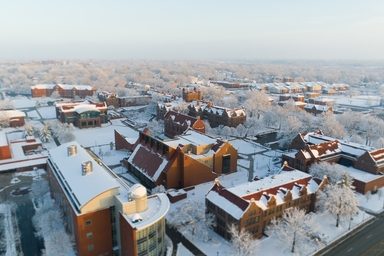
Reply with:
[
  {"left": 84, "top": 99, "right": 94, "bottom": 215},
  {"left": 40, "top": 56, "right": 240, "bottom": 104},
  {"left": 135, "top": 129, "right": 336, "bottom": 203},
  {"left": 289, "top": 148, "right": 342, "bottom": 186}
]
[
  {"left": 317, "top": 183, "right": 359, "bottom": 227},
  {"left": 268, "top": 207, "right": 320, "bottom": 254},
  {"left": 309, "top": 162, "right": 353, "bottom": 185},
  {"left": 167, "top": 200, "right": 216, "bottom": 241},
  {"left": 227, "top": 223, "right": 260, "bottom": 256}
]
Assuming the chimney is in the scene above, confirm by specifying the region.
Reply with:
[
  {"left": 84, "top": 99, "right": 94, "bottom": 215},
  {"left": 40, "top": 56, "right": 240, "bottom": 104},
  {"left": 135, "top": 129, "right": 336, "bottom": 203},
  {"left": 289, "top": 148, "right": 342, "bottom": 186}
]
[
  {"left": 82, "top": 161, "right": 93, "bottom": 175},
  {"left": 67, "top": 145, "right": 77, "bottom": 156}
]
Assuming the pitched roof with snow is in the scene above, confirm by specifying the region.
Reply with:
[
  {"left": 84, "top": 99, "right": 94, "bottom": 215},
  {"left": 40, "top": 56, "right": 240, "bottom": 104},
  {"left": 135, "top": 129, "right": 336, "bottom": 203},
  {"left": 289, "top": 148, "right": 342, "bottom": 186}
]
[
  {"left": 0, "top": 110, "right": 26, "bottom": 118},
  {"left": 204, "top": 105, "right": 246, "bottom": 117},
  {"left": 206, "top": 170, "right": 323, "bottom": 220},
  {"left": 368, "top": 149, "right": 384, "bottom": 165},
  {"left": 306, "top": 134, "right": 374, "bottom": 158},
  {"left": 128, "top": 144, "right": 171, "bottom": 182},
  {"left": 164, "top": 111, "right": 198, "bottom": 126},
  {"left": 306, "top": 140, "right": 341, "bottom": 159}
]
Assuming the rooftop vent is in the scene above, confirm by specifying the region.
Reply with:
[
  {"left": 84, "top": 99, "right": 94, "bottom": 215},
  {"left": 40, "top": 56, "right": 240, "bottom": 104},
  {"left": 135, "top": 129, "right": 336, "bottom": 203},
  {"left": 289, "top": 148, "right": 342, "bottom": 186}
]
[
  {"left": 82, "top": 161, "right": 93, "bottom": 176},
  {"left": 67, "top": 145, "right": 77, "bottom": 156}
]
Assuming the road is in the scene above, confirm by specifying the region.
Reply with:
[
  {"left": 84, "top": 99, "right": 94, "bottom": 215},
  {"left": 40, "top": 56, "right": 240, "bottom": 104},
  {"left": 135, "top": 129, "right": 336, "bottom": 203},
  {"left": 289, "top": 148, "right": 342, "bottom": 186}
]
[{"left": 324, "top": 215, "right": 384, "bottom": 256}]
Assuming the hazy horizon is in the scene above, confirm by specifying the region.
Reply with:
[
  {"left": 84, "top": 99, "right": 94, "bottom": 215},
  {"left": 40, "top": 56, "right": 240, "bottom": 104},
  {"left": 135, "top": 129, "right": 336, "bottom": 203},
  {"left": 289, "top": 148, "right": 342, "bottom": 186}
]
[{"left": 2, "top": 1, "right": 384, "bottom": 61}]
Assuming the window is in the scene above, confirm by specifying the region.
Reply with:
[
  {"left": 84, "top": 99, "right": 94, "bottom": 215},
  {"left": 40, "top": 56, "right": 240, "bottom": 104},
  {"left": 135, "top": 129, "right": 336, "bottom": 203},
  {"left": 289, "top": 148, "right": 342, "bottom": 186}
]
[
  {"left": 86, "top": 232, "right": 93, "bottom": 239},
  {"left": 88, "top": 244, "right": 94, "bottom": 251},
  {"left": 85, "top": 220, "right": 92, "bottom": 226}
]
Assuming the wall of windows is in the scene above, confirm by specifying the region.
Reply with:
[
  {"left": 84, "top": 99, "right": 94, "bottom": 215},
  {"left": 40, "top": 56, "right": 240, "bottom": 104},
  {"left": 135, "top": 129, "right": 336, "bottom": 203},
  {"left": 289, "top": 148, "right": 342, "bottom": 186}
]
[{"left": 136, "top": 218, "right": 166, "bottom": 256}]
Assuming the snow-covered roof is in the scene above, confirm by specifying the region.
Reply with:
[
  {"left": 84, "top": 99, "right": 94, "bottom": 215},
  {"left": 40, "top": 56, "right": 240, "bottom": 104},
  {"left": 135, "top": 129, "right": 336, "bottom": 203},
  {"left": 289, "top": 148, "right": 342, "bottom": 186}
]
[
  {"left": 342, "top": 166, "right": 382, "bottom": 183},
  {"left": 228, "top": 171, "right": 313, "bottom": 198},
  {"left": 165, "top": 129, "right": 217, "bottom": 147},
  {"left": 0, "top": 110, "right": 25, "bottom": 118},
  {"left": 128, "top": 144, "right": 170, "bottom": 182},
  {"left": 31, "top": 84, "right": 56, "bottom": 89},
  {"left": 59, "top": 102, "right": 107, "bottom": 113},
  {"left": 48, "top": 141, "right": 122, "bottom": 212},
  {"left": 0, "top": 131, "right": 7, "bottom": 147},
  {"left": 123, "top": 193, "right": 170, "bottom": 230},
  {"left": 56, "top": 84, "right": 94, "bottom": 90},
  {"left": 75, "top": 106, "right": 101, "bottom": 114},
  {"left": 207, "top": 170, "right": 322, "bottom": 220},
  {"left": 306, "top": 134, "right": 374, "bottom": 158}
]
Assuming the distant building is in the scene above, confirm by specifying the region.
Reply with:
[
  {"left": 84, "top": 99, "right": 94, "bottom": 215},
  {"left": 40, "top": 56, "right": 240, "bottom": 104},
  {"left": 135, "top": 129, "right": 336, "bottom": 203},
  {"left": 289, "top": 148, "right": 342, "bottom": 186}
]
[
  {"left": 98, "top": 92, "right": 151, "bottom": 109},
  {"left": 0, "top": 131, "right": 47, "bottom": 172},
  {"left": 164, "top": 111, "right": 205, "bottom": 138},
  {"left": 55, "top": 101, "right": 108, "bottom": 129},
  {"left": 31, "top": 84, "right": 96, "bottom": 98},
  {"left": 304, "top": 104, "right": 332, "bottom": 116},
  {"left": 206, "top": 165, "right": 327, "bottom": 240},
  {"left": 181, "top": 87, "right": 201, "bottom": 102},
  {"left": 47, "top": 142, "right": 170, "bottom": 256},
  {"left": 0, "top": 110, "right": 25, "bottom": 127}
]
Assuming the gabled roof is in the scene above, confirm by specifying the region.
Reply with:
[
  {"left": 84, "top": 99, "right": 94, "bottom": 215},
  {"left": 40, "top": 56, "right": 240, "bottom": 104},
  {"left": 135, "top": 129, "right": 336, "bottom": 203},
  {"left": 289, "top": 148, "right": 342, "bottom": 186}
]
[
  {"left": 128, "top": 144, "right": 169, "bottom": 182},
  {"left": 306, "top": 140, "right": 341, "bottom": 159},
  {"left": 207, "top": 170, "right": 323, "bottom": 219},
  {"left": 164, "top": 111, "right": 198, "bottom": 127},
  {"left": 368, "top": 149, "right": 384, "bottom": 165}
]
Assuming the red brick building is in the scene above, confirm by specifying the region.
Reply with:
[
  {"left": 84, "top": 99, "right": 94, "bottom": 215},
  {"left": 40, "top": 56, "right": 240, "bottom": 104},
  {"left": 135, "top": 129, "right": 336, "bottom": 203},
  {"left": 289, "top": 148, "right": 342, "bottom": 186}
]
[
  {"left": 47, "top": 142, "right": 169, "bottom": 256},
  {"left": 0, "top": 110, "right": 25, "bottom": 127},
  {"left": 164, "top": 111, "right": 205, "bottom": 138},
  {"left": 282, "top": 131, "right": 384, "bottom": 194},
  {"left": 123, "top": 129, "right": 238, "bottom": 189},
  {"left": 31, "top": 84, "right": 96, "bottom": 98},
  {"left": 55, "top": 101, "right": 108, "bottom": 129},
  {"left": 206, "top": 165, "right": 327, "bottom": 240},
  {"left": 0, "top": 132, "right": 47, "bottom": 172}
]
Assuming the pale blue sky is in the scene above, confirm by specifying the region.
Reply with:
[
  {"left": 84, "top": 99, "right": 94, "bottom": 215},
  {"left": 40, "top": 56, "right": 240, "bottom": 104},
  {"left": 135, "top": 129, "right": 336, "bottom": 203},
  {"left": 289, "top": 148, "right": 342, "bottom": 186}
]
[{"left": 1, "top": 1, "right": 384, "bottom": 60}]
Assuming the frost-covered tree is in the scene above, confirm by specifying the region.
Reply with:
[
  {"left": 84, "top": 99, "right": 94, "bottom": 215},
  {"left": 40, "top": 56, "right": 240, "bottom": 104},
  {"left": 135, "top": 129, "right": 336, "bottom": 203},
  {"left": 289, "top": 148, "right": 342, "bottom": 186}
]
[
  {"left": 151, "top": 185, "right": 166, "bottom": 194},
  {"left": 0, "top": 112, "right": 10, "bottom": 128},
  {"left": 308, "top": 162, "right": 353, "bottom": 185},
  {"left": 146, "top": 120, "right": 164, "bottom": 138},
  {"left": 227, "top": 223, "right": 260, "bottom": 256},
  {"left": 0, "top": 99, "right": 14, "bottom": 109},
  {"left": 236, "top": 124, "right": 247, "bottom": 137},
  {"left": 24, "top": 124, "right": 35, "bottom": 137},
  {"left": 268, "top": 207, "right": 320, "bottom": 254},
  {"left": 243, "top": 89, "right": 270, "bottom": 119},
  {"left": 50, "top": 90, "right": 61, "bottom": 99},
  {"left": 278, "top": 115, "right": 303, "bottom": 148},
  {"left": 54, "top": 123, "right": 75, "bottom": 144},
  {"left": 317, "top": 183, "right": 359, "bottom": 227},
  {"left": 167, "top": 200, "right": 216, "bottom": 240},
  {"left": 29, "top": 179, "right": 50, "bottom": 204},
  {"left": 33, "top": 196, "right": 75, "bottom": 255},
  {"left": 39, "top": 125, "right": 52, "bottom": 142},
  {"left": 318, "top": 112, "right": 345, "bottom": 139}
]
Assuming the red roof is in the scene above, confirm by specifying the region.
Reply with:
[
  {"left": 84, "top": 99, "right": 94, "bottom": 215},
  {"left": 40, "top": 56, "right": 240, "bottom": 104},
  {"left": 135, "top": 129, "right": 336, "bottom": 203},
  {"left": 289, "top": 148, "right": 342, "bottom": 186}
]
[
  {"left": 211, "top": 183, "right": 249, "bottom": 211},
  {"left": 164, "top": 111, "right": 197, "bottom": 127},
  {"left": 131, "top": 146, "right": 166, "bottom": 179},
  {"left": 241, "top": 176, "right": 312, "bottom": 201},
  {"left": 369, "top": 148, "right": 384, "bottom": 162}
]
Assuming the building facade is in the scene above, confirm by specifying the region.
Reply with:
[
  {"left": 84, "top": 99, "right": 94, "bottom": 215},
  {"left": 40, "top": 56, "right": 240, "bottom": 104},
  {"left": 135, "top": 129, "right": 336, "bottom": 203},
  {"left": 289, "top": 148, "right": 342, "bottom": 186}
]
[
  {"left": 31, "top": 84, "right": 96, "bottom": 98},
  {"left": 282, "top": 131, "right": 384, "bottom": 194},
  {"left": 55, "top": 101, "right": 108, "bottom": 129},
  {"left": 163, "top": 111, "right": 205, "bottom": 138},
  {"left": 47, "top": 142, "right": 169, "bottom": 256},
  {"left": 121, "top": 129, "right": 238, "bottom": 189},
  {"left": 206, "top": 166, "right": 327, "bottom": 240},
  {"left": 182, "top": 87, "right": 201, "bottom": 102}
]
